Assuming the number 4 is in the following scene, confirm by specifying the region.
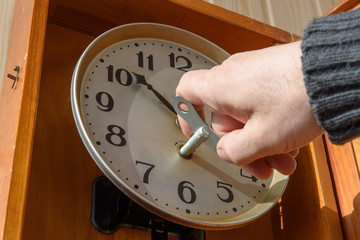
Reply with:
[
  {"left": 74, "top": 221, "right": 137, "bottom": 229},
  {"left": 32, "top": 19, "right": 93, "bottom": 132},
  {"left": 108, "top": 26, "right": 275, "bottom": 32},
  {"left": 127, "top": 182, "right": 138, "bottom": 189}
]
[{"left": 240, "top": 169, "right": 258, "bottom": 182}]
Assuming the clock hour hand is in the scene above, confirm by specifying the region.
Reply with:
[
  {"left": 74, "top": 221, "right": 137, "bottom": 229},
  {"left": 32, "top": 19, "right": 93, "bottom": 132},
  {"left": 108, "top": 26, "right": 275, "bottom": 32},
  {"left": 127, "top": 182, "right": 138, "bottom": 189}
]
[{"left": 133, "top": 73, "right": 177, "bottom": 115}]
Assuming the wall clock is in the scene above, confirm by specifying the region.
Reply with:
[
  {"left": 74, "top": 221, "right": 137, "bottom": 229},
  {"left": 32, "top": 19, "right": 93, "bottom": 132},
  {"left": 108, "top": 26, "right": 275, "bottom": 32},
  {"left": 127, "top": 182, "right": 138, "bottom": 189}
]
[
  {"left": 71, "top": 22, "right": 288, "bottom": 230},
  {"left": 2, "top": 0, "right": 347, "bottom": 239}
]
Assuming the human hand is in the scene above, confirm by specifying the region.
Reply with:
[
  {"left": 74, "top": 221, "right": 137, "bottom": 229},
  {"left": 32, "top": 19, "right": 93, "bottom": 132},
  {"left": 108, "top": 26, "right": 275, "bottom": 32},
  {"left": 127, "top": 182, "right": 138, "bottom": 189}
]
[{"left": 176, "top": 41, "right": 324, "bottom": 179}]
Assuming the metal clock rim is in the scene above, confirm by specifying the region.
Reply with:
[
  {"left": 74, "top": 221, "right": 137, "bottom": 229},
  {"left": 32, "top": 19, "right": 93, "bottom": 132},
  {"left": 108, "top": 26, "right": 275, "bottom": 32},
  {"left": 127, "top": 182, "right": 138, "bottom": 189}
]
[{"left": 70, "top": 22, "right": 289, "bottom": 230}]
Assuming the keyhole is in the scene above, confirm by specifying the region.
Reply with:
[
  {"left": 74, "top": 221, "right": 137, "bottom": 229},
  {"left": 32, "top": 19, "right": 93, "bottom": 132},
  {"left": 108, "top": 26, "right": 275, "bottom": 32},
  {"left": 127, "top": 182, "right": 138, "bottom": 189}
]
[{"left": 178, "top": 101, "right": 189, "bottom": 113}]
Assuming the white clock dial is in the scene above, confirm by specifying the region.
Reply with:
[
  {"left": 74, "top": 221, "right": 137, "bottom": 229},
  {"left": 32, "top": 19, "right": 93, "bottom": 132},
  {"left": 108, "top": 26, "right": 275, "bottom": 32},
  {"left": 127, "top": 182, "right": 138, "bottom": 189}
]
[{"left": 71, "top": 23, "right": 288, "bottom": 230}]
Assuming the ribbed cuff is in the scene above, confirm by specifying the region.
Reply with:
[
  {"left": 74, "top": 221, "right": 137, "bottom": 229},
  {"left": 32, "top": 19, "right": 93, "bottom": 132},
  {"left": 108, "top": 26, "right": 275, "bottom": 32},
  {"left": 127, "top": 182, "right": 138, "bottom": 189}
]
[{"left": 301, "top": 9, "right": 360, "bottom": 144}]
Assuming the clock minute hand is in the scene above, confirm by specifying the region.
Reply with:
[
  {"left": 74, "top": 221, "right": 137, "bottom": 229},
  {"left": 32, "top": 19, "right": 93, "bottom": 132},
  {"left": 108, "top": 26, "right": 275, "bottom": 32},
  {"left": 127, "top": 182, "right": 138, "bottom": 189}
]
[{"left": 133, "top": 72, "right": 177, "bottom": 115}]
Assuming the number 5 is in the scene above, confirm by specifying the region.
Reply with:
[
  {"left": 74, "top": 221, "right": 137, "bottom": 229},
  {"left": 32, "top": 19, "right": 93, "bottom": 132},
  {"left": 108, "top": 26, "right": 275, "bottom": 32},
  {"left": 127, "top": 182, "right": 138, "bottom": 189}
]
[{"left": 216, "top": 181, "right": 234, "bottom": 203}]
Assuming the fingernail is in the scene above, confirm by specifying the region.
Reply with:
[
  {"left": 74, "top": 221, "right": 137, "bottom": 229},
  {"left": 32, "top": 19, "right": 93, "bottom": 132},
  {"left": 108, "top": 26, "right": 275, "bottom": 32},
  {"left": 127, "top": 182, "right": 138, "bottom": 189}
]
[{"left": 217, "top": 148, "right": 230, "bottom": 163}]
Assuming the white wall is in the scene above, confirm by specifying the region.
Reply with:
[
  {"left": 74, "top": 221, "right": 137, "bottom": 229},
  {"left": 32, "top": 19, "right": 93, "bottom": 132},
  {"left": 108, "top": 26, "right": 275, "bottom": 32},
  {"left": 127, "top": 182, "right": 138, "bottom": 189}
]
[
  {"left": 204, "top": 0, "right": 338, "bottom": 36},
  {"left": 0, "top": 0, "right": 15, "bottom": 94}
]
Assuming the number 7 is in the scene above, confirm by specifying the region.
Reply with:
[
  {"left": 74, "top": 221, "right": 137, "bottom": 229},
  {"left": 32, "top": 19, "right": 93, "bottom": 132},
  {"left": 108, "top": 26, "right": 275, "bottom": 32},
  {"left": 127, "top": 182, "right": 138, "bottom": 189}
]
[{"left": 135, "top": 160, "right": 155, "bottom": 184}]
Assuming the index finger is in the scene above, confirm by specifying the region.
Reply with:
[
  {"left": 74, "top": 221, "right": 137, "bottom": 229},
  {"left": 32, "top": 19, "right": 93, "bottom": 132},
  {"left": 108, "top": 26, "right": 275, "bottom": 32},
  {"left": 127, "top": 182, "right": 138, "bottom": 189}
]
[{"left": 176, "top": 70, "right": 210, "bottom": 136}]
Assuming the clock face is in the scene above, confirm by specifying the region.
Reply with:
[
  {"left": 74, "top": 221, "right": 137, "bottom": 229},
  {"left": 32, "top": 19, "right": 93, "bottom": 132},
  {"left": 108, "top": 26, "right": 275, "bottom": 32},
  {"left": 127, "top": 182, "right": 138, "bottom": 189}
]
[{"left": 71, "top": 23, "right": 288, "bottom": 229}]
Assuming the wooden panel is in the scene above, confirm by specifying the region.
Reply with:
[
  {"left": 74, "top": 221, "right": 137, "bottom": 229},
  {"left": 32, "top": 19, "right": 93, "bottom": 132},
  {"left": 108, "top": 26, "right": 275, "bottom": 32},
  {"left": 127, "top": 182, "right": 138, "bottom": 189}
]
[
  {"left": 309, "top": 138, "right": 344, "bottom": 240},
  {"left": 0, "top": 0, "right": 48, "bottom": 239},
  {"left": 2, "top": 0, "right": 347, "bottom": 239},
  {"left": 352, "top": 139, "right": 360, "bottom": 230},
  {"left": 351, "top": 139, "right": 360, "bottom": 178},
  {"left": 325, "top": 137, "right": 360, "bottom": 240},
  {"left": 270, "top": 139, "right": 343, "bottom": 240},
  {"left": 206, "top": 213, "right": 274, "bottom": 240},
  {"left": 48, "top": 0, "right": 299, "bottom": 55}
]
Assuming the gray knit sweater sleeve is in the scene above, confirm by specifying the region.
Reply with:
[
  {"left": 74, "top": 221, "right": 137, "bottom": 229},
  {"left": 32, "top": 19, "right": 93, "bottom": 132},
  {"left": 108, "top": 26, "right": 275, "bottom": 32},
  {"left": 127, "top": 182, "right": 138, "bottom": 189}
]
[{"left": 301, "top": 8, "right": 360, "bottom": 144}]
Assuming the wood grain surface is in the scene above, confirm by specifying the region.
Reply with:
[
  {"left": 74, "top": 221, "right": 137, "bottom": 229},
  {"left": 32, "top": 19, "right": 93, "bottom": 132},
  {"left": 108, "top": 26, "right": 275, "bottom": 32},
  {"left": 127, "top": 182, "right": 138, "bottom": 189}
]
[
  {"left": 0, "top": 0, "right": 48, "bottom": 239},
  {"left": 3, "top": 0, "right": 356, "bottom": 239},
  {"left": 325, "top": 137, "right": 360, "bottom": 239},
  {"left": 270, "top": 139, "right": 342, "bottom": 240}
]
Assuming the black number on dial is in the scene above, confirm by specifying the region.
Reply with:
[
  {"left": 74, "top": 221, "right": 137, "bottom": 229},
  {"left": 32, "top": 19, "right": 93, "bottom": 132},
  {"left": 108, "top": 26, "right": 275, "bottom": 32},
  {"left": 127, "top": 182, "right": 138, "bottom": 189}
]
[
  {"left": 240, "top": 169, "right": 258, "bottom": 182},
  {"left": 96, "top": 91, "right": 114, "bottom": 112},
  {"left": 216, "top": 181, "right": 234, "bottom": 203},
  {"left": 105, "top": 125, "right": 126, "bottom": 147},
  {"left": 137, "top": 51, "right": 154, "bottom": 71},
  {"left": 106, "top": 64, "right": 113, "bottom": 83},
  {"left": 178, "top": 181, "right": 196, "bottom": 204},
  {"left": 107, "top": 65, "right": 132, "bottom": 86},
  {"left": 135, "top": 160, "right": 155, "bottom": 184},
  {"left": 169, "top": 53, "right": 192, "bottom": 72}
]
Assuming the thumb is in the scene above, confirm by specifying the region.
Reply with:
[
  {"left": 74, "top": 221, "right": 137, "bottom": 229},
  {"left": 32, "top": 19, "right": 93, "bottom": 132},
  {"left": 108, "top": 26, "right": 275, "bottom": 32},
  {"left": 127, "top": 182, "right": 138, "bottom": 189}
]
[{"left": 216, "top": 120, "right": 271, "bottom": 165}]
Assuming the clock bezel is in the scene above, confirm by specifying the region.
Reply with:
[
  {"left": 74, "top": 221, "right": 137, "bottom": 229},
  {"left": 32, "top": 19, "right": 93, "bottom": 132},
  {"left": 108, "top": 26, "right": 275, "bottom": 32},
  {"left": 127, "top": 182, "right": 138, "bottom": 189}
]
[{"left": 71, "top": 22, "right": 288, "bottom": 230}]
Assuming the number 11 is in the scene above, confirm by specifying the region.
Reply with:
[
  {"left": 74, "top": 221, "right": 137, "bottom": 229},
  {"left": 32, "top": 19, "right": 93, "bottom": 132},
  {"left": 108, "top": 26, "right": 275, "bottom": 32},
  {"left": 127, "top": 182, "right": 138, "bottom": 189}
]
[{"left": 137, "top": 51, "right": 154, "bottom": 71}]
